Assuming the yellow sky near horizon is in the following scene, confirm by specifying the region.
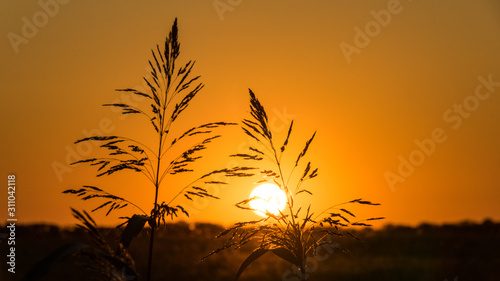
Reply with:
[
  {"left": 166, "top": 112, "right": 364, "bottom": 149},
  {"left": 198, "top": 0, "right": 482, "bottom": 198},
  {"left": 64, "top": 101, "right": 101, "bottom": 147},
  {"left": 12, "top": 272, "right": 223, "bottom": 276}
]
[{"left": 1, "top": 0, "right": 500, "bottom": 227}]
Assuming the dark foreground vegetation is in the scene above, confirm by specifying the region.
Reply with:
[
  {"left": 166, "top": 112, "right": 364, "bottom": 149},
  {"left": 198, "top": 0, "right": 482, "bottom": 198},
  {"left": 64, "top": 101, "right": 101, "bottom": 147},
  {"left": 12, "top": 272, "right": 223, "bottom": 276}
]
[{"left": 2, "top": 220, "right": 499, "bottom": 281}]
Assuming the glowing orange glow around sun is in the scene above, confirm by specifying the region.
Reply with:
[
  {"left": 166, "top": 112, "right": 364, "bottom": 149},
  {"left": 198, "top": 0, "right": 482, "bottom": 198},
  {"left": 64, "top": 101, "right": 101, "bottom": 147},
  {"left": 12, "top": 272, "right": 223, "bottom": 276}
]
[{"left": 249, "top": 183, "right": 287, "bottom": 217}]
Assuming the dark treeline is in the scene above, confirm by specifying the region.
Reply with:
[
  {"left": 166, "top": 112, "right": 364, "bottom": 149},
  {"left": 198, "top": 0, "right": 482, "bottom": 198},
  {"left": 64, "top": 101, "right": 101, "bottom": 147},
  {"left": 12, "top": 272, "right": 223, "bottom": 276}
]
[{"left": 2, "top": 220, "right": 499, "bottom": 281}]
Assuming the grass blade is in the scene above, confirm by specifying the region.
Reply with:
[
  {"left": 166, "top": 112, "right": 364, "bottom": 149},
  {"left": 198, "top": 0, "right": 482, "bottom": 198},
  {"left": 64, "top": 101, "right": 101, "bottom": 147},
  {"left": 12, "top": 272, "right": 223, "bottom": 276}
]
[{"left": 234, "top": 248, "right": 269, "bottom": 281}]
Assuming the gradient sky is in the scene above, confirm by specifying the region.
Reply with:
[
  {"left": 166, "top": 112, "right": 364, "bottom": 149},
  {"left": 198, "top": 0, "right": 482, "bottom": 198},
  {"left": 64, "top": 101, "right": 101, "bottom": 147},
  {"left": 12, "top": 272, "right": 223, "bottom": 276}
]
[{"left": 1, "top": 0, "right": 500, "bottom": 227}]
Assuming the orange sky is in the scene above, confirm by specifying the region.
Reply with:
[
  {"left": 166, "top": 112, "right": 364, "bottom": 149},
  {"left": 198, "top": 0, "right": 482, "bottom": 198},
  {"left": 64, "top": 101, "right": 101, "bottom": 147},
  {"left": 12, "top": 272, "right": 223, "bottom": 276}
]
[{"left": 1, "top": 0, "right": 500, "bottom": 227}]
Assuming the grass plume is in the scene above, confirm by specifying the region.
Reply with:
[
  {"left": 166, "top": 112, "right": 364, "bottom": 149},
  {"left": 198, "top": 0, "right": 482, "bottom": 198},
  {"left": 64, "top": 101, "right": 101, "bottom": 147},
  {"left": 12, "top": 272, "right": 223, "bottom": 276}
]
[
  {"left": 63, "top": 18, "right": 252, "bottom": 281},
  {"left": 206, "top": 90, "right": 384, "bottom": 281}
]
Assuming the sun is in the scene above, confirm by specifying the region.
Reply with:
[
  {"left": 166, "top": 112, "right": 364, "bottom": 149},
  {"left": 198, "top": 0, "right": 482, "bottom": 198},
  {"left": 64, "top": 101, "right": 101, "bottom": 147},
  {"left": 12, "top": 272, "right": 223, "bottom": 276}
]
[{"left": 249, "top": 183, "right": 287, "bottom": 217}]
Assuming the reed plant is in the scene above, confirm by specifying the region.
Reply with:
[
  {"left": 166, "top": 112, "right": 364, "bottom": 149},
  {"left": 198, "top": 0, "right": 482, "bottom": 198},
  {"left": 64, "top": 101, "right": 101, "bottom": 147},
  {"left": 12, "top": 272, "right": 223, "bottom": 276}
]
[
  {"left": 205, "top": 90, "right": 384, "bottom": 281},
  {"left": 62, "top": 18, "right": 253, "bottom": 281}
]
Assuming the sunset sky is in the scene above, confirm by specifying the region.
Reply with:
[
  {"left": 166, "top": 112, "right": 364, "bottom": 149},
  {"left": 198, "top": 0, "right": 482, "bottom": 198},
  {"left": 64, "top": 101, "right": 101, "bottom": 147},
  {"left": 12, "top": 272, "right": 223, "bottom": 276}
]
[{"left": 1, "top": 0, "right": 500, "bottom": 227}]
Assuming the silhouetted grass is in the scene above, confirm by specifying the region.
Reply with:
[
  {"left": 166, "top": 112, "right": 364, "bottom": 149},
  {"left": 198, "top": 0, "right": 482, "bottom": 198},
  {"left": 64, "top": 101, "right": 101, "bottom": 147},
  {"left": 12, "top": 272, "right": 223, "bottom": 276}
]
[
  {"left": 58, "top": 18, "right": 253, "bottom": 281},
  {"left": 206, "top": 90, "right": 384, "bottom": 280}
]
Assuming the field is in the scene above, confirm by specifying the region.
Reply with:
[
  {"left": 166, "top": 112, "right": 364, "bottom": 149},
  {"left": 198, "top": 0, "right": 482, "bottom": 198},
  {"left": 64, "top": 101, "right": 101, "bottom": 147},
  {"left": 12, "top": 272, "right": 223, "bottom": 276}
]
[{"left": 2, "top": 220, "right": 500, "bottom": 281}]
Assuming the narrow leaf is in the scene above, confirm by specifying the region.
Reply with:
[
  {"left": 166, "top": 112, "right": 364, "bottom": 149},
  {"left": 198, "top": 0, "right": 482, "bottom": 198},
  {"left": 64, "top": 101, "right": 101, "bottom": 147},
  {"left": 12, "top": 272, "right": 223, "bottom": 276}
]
[
  {"left": 271, "top": 247, "right": 298, "bottom": 266},
  {"left": 120, "top": 214, "right": 150, "bottom": 248},
  {"left": 234, "top": 248, "right": 269, "bottom": 281}
]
